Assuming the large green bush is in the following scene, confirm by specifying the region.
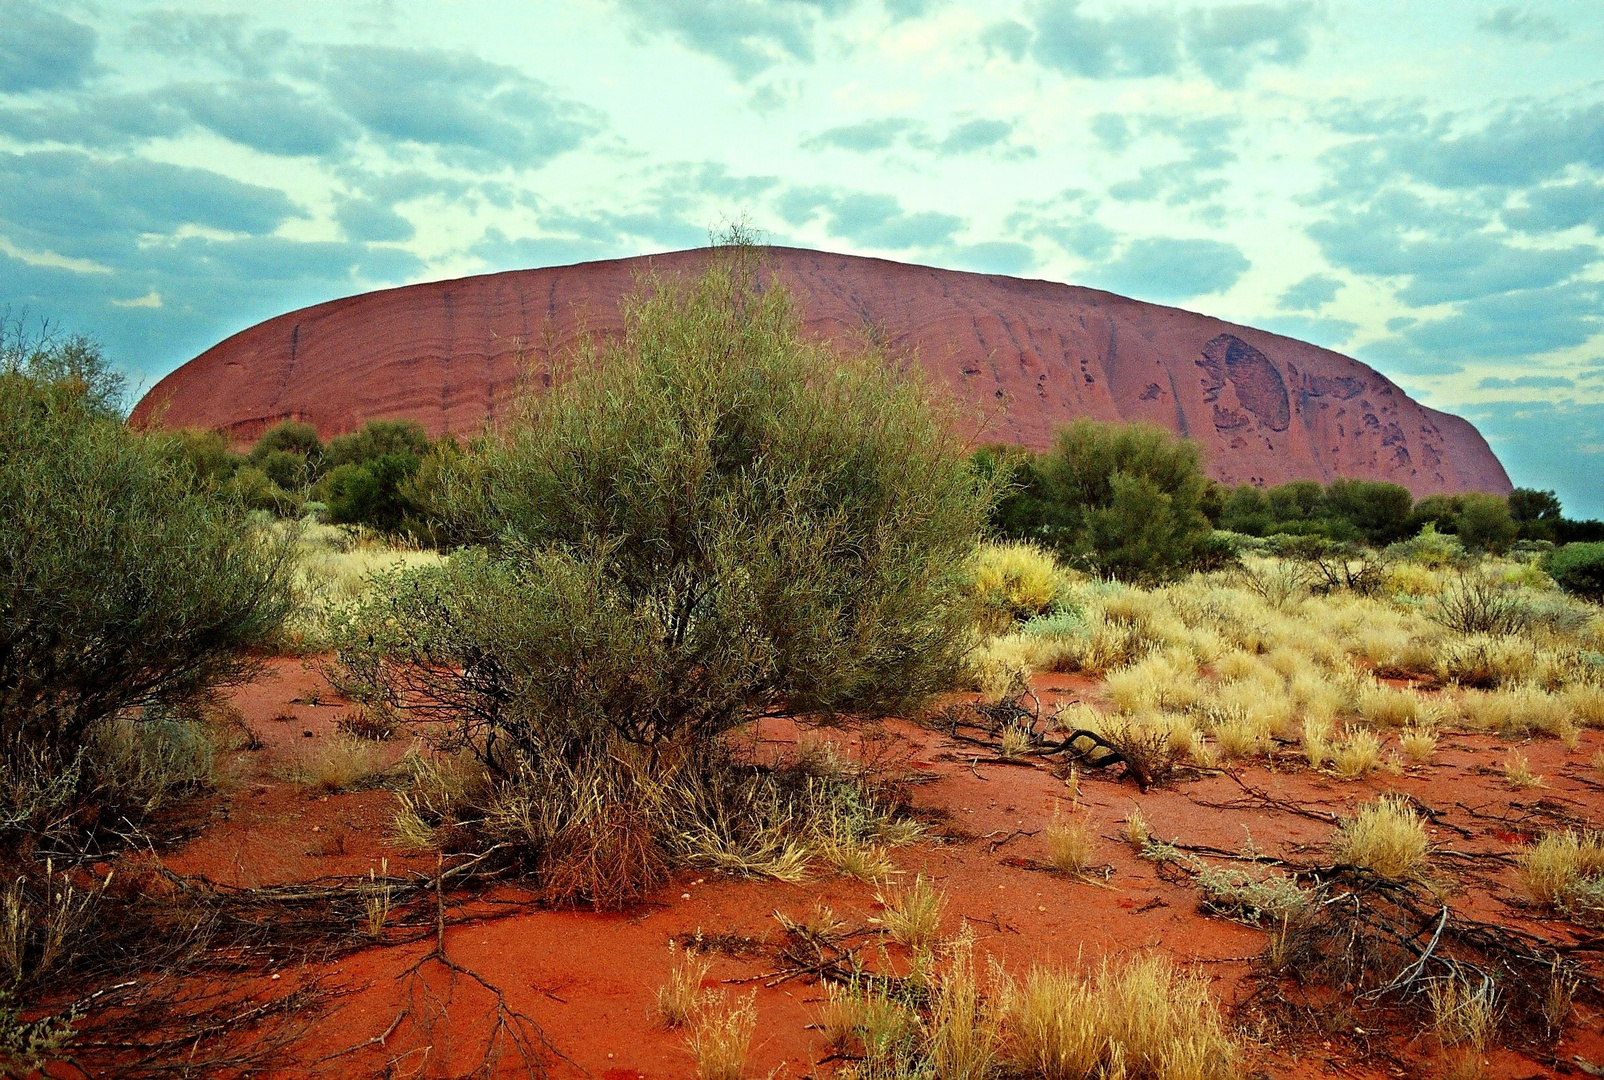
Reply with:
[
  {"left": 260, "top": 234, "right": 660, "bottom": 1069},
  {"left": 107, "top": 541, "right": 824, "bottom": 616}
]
[
  {"left": 337, "top": 250, "right": 988, "bottom": 902},
  {"left": 0, "top": 347, "right": 296, "bottom": 845},
  {"left": 356, "top": 250, "right": 989, "bottom": 760},
  {"left": 1030, "top": 419, "right": 1215, "bottom": 582}
]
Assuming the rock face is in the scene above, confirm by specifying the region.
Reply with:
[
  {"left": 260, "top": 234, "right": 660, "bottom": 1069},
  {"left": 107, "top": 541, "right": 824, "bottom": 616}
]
[{"left": 131, "top": 246, "right": 1510, "bottom": 496}]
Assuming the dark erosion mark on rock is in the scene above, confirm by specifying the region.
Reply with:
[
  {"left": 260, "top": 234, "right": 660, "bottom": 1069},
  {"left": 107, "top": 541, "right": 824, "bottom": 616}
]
[{"left": 1197, "top": 333, "right": 1289, "bottom": 432}]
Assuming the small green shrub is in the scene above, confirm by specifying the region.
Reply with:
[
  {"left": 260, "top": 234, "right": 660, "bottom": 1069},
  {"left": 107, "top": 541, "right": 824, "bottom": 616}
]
[
  {"left": 1544, "top": 542, "right": 1604, "bottom": 601},
  {"left": 1033, "top": 419, "right": 1216, "bottom": 583}
]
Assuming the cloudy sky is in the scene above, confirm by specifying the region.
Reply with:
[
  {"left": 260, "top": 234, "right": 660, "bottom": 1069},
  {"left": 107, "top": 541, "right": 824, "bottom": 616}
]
[{"left": 3, "top": 1, "right": 1602, "bottom": 514}]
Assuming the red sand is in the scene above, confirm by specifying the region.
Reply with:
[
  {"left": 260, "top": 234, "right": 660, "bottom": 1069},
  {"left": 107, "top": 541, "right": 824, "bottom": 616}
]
[
  {"left": 128, "top": 248, "right": 1510, "bottom": 499},
  {"left": 131, "top": 658, "right": 1602, "bottom": 1078}
]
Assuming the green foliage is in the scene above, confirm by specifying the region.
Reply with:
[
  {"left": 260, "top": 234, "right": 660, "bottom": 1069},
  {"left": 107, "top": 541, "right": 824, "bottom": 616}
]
[
  {"left": 160, "top": 428, "right": 243, "bottom": 491},
  {"left": 254, "top": 447, "right": 315, "bottom": 492},
  {"left": 1031, "top": 419, "right": 1215, "bottom": 582},
  {"left": 2, "top": 314, "right": 125, "bottom": 418},
  {"left": 1455, "top": 493, "right": 1519, "bottom": 553},
  {"left": 0, "top": 986, "right": 76, "bottom": 1075},
  {"left": 227, "top": 464, "right": 301, "bottom": 515},
  {"left": 0, "top": 357, "right": 295, "bottom": 846},
  {"left": 305, "top": 420, "right": 459, "bottom": 537},
  {"left": 1408, "top": 492, "right": 1518, "bottom": 552},
  {"left": 1217, "top": 483, "right": 1274, "bottom": 536},
  {"left": 248, "top": 419, "right": 323, "bottom": 464},
  {"left": 1385, "top": 523, "right": 1466, "bottom": 568},
  {"left": 972, "top": 444, "right": 1051, "bottom": 541},
  {"left": 1510, "top": 487, "right": 1563, "bottom": 542},
  {"left": 346, "top": 249, "right": 989, "bottom": 767},
  {"left": 1320, "top": 478, "right": 1414, "bottom": 545},
  {"left": 326, "top": 418, "right": 431, "bottom": 469},
  {"left": 323, "top": 455, "right": 422, "bottom": 533},
  {"left": 1544, "top": 543, "right": 1604, "bottom": 601},
  {"left": 237, "top": 420, "right": 326, "bottom": 508}
]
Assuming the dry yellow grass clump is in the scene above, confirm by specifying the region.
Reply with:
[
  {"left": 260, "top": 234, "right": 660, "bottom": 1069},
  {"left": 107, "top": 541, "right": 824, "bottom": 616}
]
[
  {"left": 1044, "top": 810, "right": 1097, "bottom": 875},
  {"left": 276, "top": 521, "right": 445, "bottom": 651},
  {"left": 686, "top": 990, "right": 757, "bottom": 1080},
  {"left": 1333, "top": 795, "right": 1430, "bottom": 880},
  {"left": 1503, "top": 750, "right": 1543, "bottom": 790},
  {"left": 1519, "top": 830, "right": 1604, "bottom": 909},
  {"left": 875, "top": 873, "right": 947, "bottom": 953},
  {"left": 967, "top": 548, "right": 1600, "bottom": 772},
  {"left": 1398, "top": 726, "right": 1438, "bottom": 762},
  {"left": 1000, "top": 953, "right": 1239, "bottom": 1080},
  {"left": 657, "top": 948, "right": 712, "bottom": 1028},
  {"left": 971, "top": 541, "right": 1069, "bottom": 633}
]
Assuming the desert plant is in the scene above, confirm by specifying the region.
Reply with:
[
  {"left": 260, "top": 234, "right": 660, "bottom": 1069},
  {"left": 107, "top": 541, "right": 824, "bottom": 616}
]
[
  {"left": 1454, "top": 493, "right": 1519, "bottom": 554},
  {"left": 1543, "top": 542, "right": 1604, "bottom": 600},
  {"left": 0, "top": 986, "right": 76, "bottom": 1076},
  {"left": 1044, "top": 810, "right": 1096, "bottom": 875},
  {"left": 928, "top": 928, "right": 997, "bottom": 1080},
  {"left": 999, "top": 953, "right": 1238, "bottom": 1080},
  {"left": 1, "top": 352, "right": 295, "bottom": 847},
  {"left": 1428, "top": 972, "right": 1499, "bottom": 1051},
  {"left": 821, "top": 977, "right": 923, "bottom": 1069},
  {"left": 363, "top": 860, "right": 392, "bottom": 939},
  {"left": 299, "top": 735, "right": 386, "bottom": 793},
  {"left": 1331, "top": 729, "right": 1383, "bottom": 779},
  {"left": 1120, "top": 809, "right": 1152, "bottom": 849},
  {"left": 686, "top": 990, "right": 756, "bottom": 1080},
  {"left": 337, "top": 247, "right": 989, "bottom": 902},
  {"left": 1503, "top": 750, "right": 1542, "bottom": 790},
  {"left": 1030, "top": 419, "right": 1217, "bottom": 583},
  {"left": 971, "top": 541, "right": 1066, "bottom": 632},
  {"left": 1398, "top": 726, "right": 1438, "bottom": 762},
  {"left": 1194, "top": 863, "right": 1310, "bottom": 924},
  {"left": 876, "top": 873, "right": 947, "bottom": 953},
  {"left": 658, "top": 948, "right": 713, "bottom": 1029},
  {"left": 1519, "top": 830, "right": 1604, "bottom": 911},
  {"left": 1333, "top": 795, "right": 1429, "bottom": 880},
  {"left": 1430, "top": 572, "right": 1533, "bottom": 635}
]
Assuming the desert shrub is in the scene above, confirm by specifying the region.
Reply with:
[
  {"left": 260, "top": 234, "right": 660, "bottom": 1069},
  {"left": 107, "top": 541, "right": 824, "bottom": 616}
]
[
  {"left": 1333, "top": 795, "right": 1429, "bottom": 880},
  {"left": 1544, "top": 542, "right": 1604, "bottom": 600},
  {"left": 325, "top": 418, "right": 432, "bottom": 468},
  {"left": 226, "top": 464, "right": 301, "bottom": 515},
  {"left": 970, "top": 541, "right": 1067, "bottom": 632},
  {"left": 686, "top": 990, "right": 757, "bottom": 1080},
  {"left": 248, "top": 419, "right": 322, "bottom": 469},
  {"left": 317, "top": 419, "right": 448, "bottom": 536},
  {"left": 1031, "top": 419, "right": 1216, "bottom": 583},
  {"left": 342, "top": 248, "right": 987, "bottom": 900},
  {"left": 1429, "top": 571, "right": 1533, "bottom": 635},
  {"left": 0, "top": 353, "right": 295, "bottom": 851},
  {"left": 1510, "top": 487, "right": 1564, "bottom": 542},
  {"left": 1386, "top": 523, "right": 1466, "bottom": 568},
  {"left": 1322, "top": 478, "right": 1414, "bottom": 545},
  {"left": 1519, "top": 830, "right": 1604, "bottom": 914},
  {"left": 875, "top": 873, "right": 947, "bottom": 953},
  {"left": 1269, "top": 534, "right": 1387, "bottom": 594},
  {"left": 973, "top": 443, "right": 1052, "bottom": 540},
  {"left": 322, "top": 454, "right": 421, "bottom": 533},
  {"left": 999, "top": 953, "right": 1238, "bottom": 1080},
  {"left": 160, "top": 428, "right": 243, "bottom": 491},
  {"left": 1455, "top": 493, "right": 1519, "bottom": 553}
]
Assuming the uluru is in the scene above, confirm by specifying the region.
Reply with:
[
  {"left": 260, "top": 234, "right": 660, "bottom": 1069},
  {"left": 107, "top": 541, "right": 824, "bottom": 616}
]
[{"left": 130, "top": 246, "right": 1510, "bottom": 497}]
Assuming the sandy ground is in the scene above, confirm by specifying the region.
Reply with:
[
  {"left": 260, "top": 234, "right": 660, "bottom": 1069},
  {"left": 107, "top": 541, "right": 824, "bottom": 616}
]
[{"left": 124, "top": 658, "right": 1604, "bottom": 1079}]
